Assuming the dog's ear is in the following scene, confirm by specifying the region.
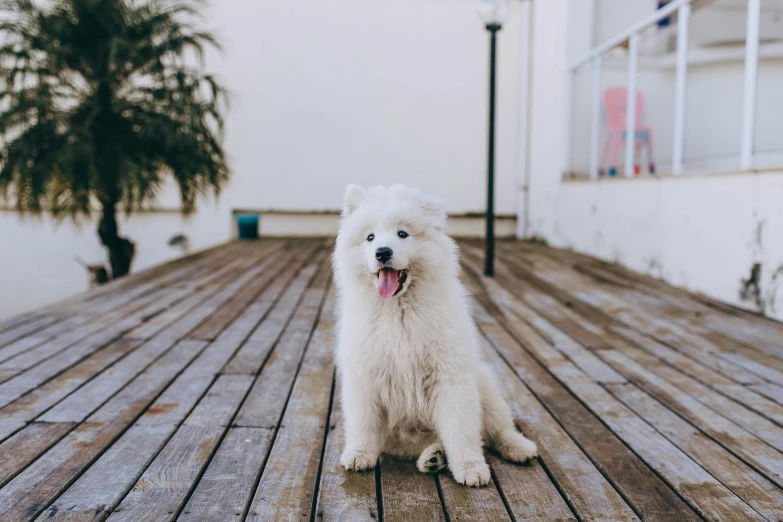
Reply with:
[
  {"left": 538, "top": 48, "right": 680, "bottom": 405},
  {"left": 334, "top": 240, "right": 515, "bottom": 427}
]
[
  {"left": 420, "top": 194, "right": 447, "bottom": 230},
  {"left": 343, "top": 184, "right": 366, "bottom": 216}
]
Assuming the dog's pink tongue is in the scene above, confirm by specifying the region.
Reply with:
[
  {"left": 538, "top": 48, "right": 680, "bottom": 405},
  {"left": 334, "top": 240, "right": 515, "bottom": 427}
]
[{"left": 377, "top": 269, "right": 399, "bottom": 298}]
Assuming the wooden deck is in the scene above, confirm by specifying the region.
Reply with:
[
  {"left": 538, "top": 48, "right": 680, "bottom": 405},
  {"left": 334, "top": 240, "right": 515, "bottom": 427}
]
[{"left": 0, "top": 238, "right": 782, "bottom": 521}]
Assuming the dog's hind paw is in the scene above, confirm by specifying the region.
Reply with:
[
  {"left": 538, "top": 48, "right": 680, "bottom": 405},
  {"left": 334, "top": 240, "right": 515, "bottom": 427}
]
[
  {"left": 495, "top": 429, "right": 539, "bottom": 465},
  {"left": 340, "top": 449, "right": 378, "bottom": 471},
  {"left": 417, "top": 443, "right": 447, "bottom": 474},
  {"left": 450, "top": 457, "right": 491, "bottom": 487}
]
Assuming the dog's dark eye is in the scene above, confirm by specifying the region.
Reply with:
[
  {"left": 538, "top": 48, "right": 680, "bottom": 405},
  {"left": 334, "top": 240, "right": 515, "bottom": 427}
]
[
  {"left": 367, "top": 233, "right": 375, "bottom": 242},
  {"left": 398, "top": 231, "right": 409, "bottom": 239}
]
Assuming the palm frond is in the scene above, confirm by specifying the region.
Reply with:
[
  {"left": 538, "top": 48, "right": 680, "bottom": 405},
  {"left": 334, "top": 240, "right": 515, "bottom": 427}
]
[{"left": 0, "top": 0, "right": 229, "bottom": 219}]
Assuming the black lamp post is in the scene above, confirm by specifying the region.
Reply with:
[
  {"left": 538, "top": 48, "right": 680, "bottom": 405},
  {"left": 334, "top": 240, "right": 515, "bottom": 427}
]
[{"left": 477, "top": 0, "right": 509, "bottom": 277}]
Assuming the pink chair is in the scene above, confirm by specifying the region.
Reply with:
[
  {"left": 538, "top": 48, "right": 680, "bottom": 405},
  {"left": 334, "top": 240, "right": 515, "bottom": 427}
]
[{"left": 601, "top": 87, "right": 656, "bottom": 176}]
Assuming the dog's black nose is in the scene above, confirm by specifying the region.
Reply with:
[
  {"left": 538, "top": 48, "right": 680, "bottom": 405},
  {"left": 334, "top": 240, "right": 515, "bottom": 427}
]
[{"left": 375, "top": 247, "right": 393, "bottom": 263}]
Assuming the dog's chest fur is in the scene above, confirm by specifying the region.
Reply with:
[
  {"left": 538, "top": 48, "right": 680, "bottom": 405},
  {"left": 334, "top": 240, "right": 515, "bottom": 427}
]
[{"left": 359, "top": 302, "right": 446, "bottom": 431}]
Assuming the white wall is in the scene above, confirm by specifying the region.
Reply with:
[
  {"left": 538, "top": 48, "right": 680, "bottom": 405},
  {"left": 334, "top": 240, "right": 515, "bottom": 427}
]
[
  {"left": 549, "top": 173, "right": 783, "bottom": 319},
  {"left": 0, "top": 205, "right": 229, "bottom": 319},
  {"left": 520, "top": 0, "right": 569, "bottom": 239},
  {"left": 0, "top": 0, "right": 530, "bottom": 319},
  {"left": 199, "top": 0, "right": 528, "bottom": 217},
  {"left": 594, "top": 0, "right": 657, "bottom": 45},
  {"left": 523, "top": 0, "right": 783, "bottom": 320}
]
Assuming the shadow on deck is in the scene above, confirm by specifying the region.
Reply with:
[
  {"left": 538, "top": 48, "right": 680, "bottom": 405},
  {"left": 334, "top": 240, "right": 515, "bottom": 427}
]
[{"left": 0, "top": 238, "right": 781, "bottom": 521}]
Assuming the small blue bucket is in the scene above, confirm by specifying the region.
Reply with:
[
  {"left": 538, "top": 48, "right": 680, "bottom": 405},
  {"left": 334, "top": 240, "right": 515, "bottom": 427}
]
[{"left": 236, "top": 214, "right": 259, "bottom": 239}]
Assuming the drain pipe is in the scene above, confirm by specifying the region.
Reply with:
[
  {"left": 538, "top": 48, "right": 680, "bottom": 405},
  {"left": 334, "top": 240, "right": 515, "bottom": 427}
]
[{"left": 520, "top": 0, "right": 535, "bottom": 238}]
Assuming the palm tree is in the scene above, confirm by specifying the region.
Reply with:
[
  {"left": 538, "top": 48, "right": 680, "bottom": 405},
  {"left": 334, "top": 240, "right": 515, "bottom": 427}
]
[{"left": 0, "top": 0, "right": 228, "bottom": 279}]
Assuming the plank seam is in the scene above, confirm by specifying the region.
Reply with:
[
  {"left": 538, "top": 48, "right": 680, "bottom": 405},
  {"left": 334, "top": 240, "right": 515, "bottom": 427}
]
[{"left": 309, "top": 370, "right": 337, "bottom": 522}]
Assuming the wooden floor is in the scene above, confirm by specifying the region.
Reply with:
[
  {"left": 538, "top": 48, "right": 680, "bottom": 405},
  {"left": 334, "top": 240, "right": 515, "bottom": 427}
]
[{"left": 0, "top": 239, "right": 782, "bottom": 521}]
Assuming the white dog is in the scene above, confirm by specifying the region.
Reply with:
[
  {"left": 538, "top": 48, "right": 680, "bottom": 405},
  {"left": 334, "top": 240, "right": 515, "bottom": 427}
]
[{"left": 333, "top": 184, "right": 538, "bottom": 487}]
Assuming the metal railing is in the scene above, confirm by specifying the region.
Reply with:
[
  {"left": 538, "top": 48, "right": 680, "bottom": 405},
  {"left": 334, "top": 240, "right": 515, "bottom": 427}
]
[{"left": 566, "top": 0, "right": 763, "bottom": 178}]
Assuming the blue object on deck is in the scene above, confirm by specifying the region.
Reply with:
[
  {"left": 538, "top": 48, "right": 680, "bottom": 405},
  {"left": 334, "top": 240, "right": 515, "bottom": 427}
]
[{"left": 236, "top": 214, "right": 259, "bottom": 239}]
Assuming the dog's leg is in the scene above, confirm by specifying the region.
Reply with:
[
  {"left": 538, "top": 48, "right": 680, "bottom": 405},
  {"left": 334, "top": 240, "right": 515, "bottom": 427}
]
[
  {"left": 433, "top": 376, "right": 491, "bottom": 487},
  {"left": 340, "top": 373, "right": 382, "bottom": 471},
  {"left": 417, "top": 442, "right": 447, "bottom": 473},
  {"left": 478, "top": 365, "right": 538, "bottom": 464}
]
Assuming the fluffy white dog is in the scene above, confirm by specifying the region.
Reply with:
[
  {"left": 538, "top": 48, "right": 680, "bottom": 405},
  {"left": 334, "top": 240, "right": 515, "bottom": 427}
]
[{"left": 333, "top": 184, "right": 538, "bottom": 487}]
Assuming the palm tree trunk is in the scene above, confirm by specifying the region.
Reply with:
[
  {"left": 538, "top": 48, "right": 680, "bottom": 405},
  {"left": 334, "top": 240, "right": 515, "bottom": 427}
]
[{"left": 97, "top": 201, "right": 135, "bottom": 279}]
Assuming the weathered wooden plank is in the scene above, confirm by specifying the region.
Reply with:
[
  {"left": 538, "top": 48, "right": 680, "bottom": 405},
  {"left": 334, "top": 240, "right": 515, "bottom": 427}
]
[
  {"left": 36, "top": 246, "right": 286, "bottom": 425},
  {"left": 121, "top": 247, "right": 268, "bottom": 341},
  {"left": 600, "top": 348, "right": 783, "bottom": 488},
  {"left": 460, "top": 248, "right": 626, "bottom": 384},
  {"left": 46, "top": 241, "right": 243, "bottom": 315},
  {"left": 717, "top": 351, "right": 783, "bottom": 384},
  {"left": 749, "top": 383, "right": 783, "bottom": 406},
  {"left": 477, "top": 349, "right": 576, "bottom": 521},
  {"left": 542, "top": 363, "right": 765, "bottom": 521},
  {"left": 0, "top": 316, "right": 63, "bottom": 349},
  {"left": 214, "top": 243, "right": 321, "bottom": 344},
  {"left": 36, "top": 423, "right": 175, "bottom": 522},
  {"left": 222, "top": 245, "right": 325, "bottom": 375},
  {"left": 629, "top": 354, "right": 783, "bottom": 452},
  {"left": 381, "top": 456, "right": 445, "bottom": 522},
  {"left": 0, "top": 287, "right": 191, "bottom": 404},
  {"left": 0, "top": 339, "right": 141, "bottom": 441},
  {"left": 0, "top": 313, "right": 43, "bottom": 336},
  {"left": 67, "top": 241, "right": 251, "bottom": 316},
  {"left": 467, "top": 253, "right": 767, "bottom": 520},
  {"left": 607, "top": 325, "right": 737, "bottom": 386},
  {"left": 105, "top": 375, "right": 253, "bottom": 522},
  {"left": 559, "top": 253, "right": 783, "bottom": 369},
  {"left": 31, "top": 243, "right": 249, "bottom": 357},
  {"left": 42, "top": 286, "right": 295, "bottom": 522},
  {"left": 182, "top": 374, "right": 255, "bottom": 427},
  {"left": 7, "top": 238, "right": 783, "bottom": 522},
  {"left": 462, "top": 272, "right": 638, "bottom": 521},
  {"left": 0, "top": 317, "right": 87, "bottom": 366},
  {"left": 437, "top": 473, "right": 511, "bottom": 521},
  {"left": 698, "top": 329, "right": 783, "bottom": 373},
  {"left": 0, "top": 422, "right": 75, "bottom": 488},
  {"left": 177, "top": 427, "right": 274, "bottom": 522},
  {"left": 488, "top": 454, "right": 575, "bottom": 522},
  {"left": 488, "top": 245, "right": 783, "bottom": 434},
  {"left": 0, "top": 250, "right": 260, "bottom": 410},
  {"left": 37, "top": 338, "right": 164, "bottom": 424},
  {"left": 479, "top": 325, "right": 645, "bottom": 522},
  {"left": 0, "top": 244, "right": 278, "bottom": 504},
  {"left": 0, "top": 340, "right": 207, "bottom": 521},
  {"left": 490, "top": 243, "right": 765, "bottom": 385},
  {"left": 608, "top": 382, "right": 783, "bottom": 521},
  {"left": 600, "top": 325, "right": 783, "bottom": 430},
  {"left": 186, "top": 244, "right": 296, "bottom": 341},
  {"left": 232, "top": 262, "right": 329, "bottom": 428},
  {"left": 244, "top": 285, "right": 333, "bottom": 521},
  {"left": 463, "top": 263, "right": 700, "bottom": 521},
  {"left": 314, "top": 388, "right": 378, "bottom": 522},
  {"left": 144, "top": 253, "right": 280, "bottom": 346}
]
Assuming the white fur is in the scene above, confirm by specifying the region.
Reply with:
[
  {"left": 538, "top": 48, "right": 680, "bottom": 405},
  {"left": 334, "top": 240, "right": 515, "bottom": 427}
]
[{"left": 333, "top": 184, "right": 538, "bottom": 487}]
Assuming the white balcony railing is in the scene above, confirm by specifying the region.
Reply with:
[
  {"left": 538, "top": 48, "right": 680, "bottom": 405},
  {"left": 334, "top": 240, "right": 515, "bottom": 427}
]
[{"left": 566, "top": 0, "right": 773, "bottom": 179}]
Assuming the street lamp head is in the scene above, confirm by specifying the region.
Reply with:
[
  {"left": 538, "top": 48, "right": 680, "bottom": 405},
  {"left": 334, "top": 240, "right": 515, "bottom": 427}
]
[{"left": 476, "top": 0, "right": 510, "bottom": 29}]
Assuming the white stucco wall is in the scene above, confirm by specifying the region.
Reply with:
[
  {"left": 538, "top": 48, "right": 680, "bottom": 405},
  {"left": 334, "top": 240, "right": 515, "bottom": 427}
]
[
  {"left": 550, "top": 172, "right": 783, "bottom": 319},
  {"left": 525, "top": 1, "right": 783, "bottom": 320},
  {"left": 0, "top": 206, "right": 229, "bottom": 320},
  {"left": 0, "top": 0, "right": 530, "bottom": 319},
  {"left": 198, "top": 0, "right": 529, "bottom": 217}
]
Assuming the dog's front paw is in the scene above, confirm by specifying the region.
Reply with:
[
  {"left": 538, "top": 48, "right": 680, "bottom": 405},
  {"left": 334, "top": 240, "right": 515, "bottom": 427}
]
[
  {"left": 496, "top": 430, "right": 539, "bottom": 465},
  {"left": 450, "top": 456, "right": 491, "bottom": 487},
  {"left": 341, "top": 449, "right": 378, "bottom": 471}
]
